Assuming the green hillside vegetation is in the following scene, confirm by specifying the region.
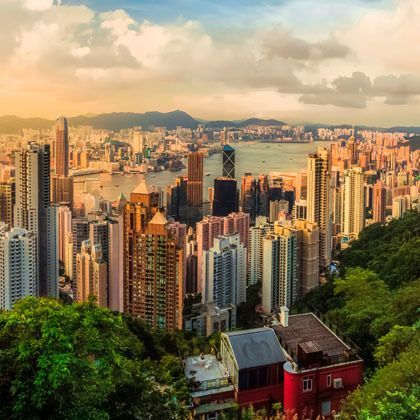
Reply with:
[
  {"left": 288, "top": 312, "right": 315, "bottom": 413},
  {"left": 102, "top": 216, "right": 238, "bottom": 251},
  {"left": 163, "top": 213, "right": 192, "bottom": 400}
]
[
  {"left": 296, "top": 211, "right": 420, "bottom": 419},
  {"left": 0, "top": 297, "right": 191, "bottom": 420}
]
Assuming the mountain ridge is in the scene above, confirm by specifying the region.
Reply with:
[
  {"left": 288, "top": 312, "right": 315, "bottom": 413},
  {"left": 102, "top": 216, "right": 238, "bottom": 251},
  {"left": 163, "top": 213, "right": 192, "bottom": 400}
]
[
  {"left": 0, "top": 111, "right": 287, "bottom": 134},
  {"left": 1, "top": 112, "right": 419, "bottom": 134}
]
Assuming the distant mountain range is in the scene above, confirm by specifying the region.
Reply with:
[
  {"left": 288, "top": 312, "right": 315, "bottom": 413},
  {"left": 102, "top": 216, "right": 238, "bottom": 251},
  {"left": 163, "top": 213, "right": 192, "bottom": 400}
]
[
  {"left": 0, "top": 111, "right": 286, "bottom": 134},
  {"left": 1, "top": 111, "right": 419, "bottom": 134}
]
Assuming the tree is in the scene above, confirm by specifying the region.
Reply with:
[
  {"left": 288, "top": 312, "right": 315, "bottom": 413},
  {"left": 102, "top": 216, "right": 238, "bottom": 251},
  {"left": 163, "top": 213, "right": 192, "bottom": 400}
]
[{"left": 0, "top": 297, "right": 188, "bottom": 419}]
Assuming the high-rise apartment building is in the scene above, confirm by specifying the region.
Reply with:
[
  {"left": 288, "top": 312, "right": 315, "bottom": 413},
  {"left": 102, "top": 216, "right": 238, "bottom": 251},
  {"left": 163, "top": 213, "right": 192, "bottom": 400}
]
[
  {"left": 55, "top": 116, "right": 69, "bottom": 177},
  {"left": 57, "top": 205, "right": 72, "bottom": 263},
  {"left": 0, "top": 225, "right": 37, "bottom": 310},
  {"left": 222, "top": 145, "right": 235, "bottom": 179},
  {"left": 14, "top": 143, "right": 58, "bottom": 297},
  {"left": 51, "top": 175, "right": 73, "bottom": 208},
  {"left": 306, "top": 148, "right": 332, "bottom": 268},
  {"left": 294, "top": 219, "right": 319, "bottom": 296},
  {"left": 248, "top": 216, "right": 273, "bottom": 286},
  {"left": 123, "top": 181, "right": 183, "bottom": 330},
  {"left": 262, "top": 225, "right": 298, "bottom": 313},
  {"left": 342, "top": 167, "right": 365, "bottom": 238},
  {"left": 108, "top": 216, "right": 124, "bottom": 312},
  {"left": 202, "top": 233, "right": 246, "bottom": 307},
  {"left": 196, "top": 216, "right": 224, "bottom": 295},
  {"left": 76, "top": 240, "right": 108, "bottom": 307},
  {"left": 0, "top": 180, "right": 15, "bottom": 227},
  {"left": 70, "top": 218, "right": 89, "bottom": 284},
  {"left": 372, "top": 180, "right": 387, "bottom": 223}
]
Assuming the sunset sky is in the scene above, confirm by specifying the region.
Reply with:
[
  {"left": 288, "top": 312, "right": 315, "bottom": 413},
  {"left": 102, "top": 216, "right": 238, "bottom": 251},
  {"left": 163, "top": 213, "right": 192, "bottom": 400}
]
[{"left": 1, "top": 0, "right": 420, "bottom": 125}]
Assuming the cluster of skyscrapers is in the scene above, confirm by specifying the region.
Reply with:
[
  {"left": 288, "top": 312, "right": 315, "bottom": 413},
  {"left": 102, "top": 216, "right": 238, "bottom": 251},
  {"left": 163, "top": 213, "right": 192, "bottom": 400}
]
[{"left": 0, "top": 121, "right": 418, "bottom": 336}]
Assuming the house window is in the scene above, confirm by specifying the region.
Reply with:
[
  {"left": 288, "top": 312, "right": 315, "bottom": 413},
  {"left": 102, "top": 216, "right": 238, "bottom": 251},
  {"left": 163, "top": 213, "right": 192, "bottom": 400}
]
[
  {"left": 322, "top": 400, "right": 331, "bottom": 416},
  {"left": 303, "top": 377, "right": 312, "bottom": 392},
  {"left": 327, "top": 374, "right": 332, "bottom": 387}
]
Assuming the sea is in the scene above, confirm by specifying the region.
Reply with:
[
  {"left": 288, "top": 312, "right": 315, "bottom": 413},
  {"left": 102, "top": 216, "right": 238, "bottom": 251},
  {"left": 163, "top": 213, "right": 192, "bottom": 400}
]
[{"left": 73, "top": 141, "right": 334, "bottom": 202}]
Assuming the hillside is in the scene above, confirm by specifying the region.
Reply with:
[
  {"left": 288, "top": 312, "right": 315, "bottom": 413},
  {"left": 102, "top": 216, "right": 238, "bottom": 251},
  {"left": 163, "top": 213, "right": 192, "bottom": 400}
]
[{"left": 0, "top": 112, "right": 287, "bottom": 133}]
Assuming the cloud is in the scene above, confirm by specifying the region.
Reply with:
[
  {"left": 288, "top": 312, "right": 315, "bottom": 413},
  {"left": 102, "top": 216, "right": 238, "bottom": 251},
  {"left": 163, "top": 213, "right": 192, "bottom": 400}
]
[
  {"left": 0, "top": 0, "right": 420, "bottom": 123},
  {"left": 261, "top": 28, "right": 350, "bottom": 62},
  {"left": 299, "top": 72, "right": 420, "bottom": 108}
]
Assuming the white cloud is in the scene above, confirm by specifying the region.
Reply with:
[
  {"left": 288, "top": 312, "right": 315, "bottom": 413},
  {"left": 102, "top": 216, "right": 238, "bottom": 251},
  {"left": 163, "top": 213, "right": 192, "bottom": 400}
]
[
  {"left": 24, "top": 0, "right": 54, "bottom": 11},
  {"left": 1, "top": 0, "right": 420, "bottom": 124}
]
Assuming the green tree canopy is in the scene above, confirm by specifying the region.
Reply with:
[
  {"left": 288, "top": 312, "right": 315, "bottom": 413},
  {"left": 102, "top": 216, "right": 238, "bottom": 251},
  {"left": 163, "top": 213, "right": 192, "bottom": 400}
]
[{"left": 0, "top": 297, "right": 188, "bottom": 420}]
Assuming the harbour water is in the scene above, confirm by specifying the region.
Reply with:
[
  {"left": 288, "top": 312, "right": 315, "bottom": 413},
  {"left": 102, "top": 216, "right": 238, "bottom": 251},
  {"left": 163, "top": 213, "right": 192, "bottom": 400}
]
[{"left": 74, "top": 141, "right": 334, "bottom": 202}]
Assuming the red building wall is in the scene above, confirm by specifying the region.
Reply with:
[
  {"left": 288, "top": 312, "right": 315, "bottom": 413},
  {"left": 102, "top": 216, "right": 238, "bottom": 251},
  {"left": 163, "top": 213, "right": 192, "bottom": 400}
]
[{"left": 284, "top": 360, "right": 363, "bottom": 417}]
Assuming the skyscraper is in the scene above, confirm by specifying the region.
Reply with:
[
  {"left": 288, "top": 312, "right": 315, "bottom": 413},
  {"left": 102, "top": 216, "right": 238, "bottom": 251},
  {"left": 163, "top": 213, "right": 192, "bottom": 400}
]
[
  {"left": 196, "top": 216, "right": 225, "bottom": 296},
  {"left": 55, "top": 116, "right": 69, "bottom": 177},
  {"left": 262, "top": 226, "right": 298, "bottom": 313},
  {"left": 373, "top": 180, "right": 387, "bottom": 223},
  {"left": 108, "top": 216, "right": 124, "bottom": 312},
  {"left": 14, "top": 143, "right": 58, "bottom": 297},
  {"left": 123, "top": 181, "right": 183, "bottom": 330},
  {"left": 307, "top": 147, "right": 332, "bottom": 268},
  {"left": 248, "top": 217, "right": 272, "bottom": 286},
  {"left": 57, "top": 205, "right": 72, "bottom": 263},
  {"left": 342, "top": 167, "right": 365, "bottom": 238},
  {"left": 213, "top": 177, "right": 238, "bottom": 217},
  {"left": 187, "top": 151, "right": 203, "bottom": 207},
  {"left": 240, "top": 173, "right": 257, "bottom": 220},
  {"left": 202, "top": 233, "right": 246, "bottom": 307},
  {"left": 294, "top": 219, "right": 319, "bottom": 296},
  {"left": 76, "top": 240, "right": 108, "bottom": 307},
  {"left": 0, "top": 225, "right": 37, "bottom": 310},
  {"left": 70, "top": 218, "right": 89, "bottom": 285},
  {"left": 222, "top": 145, "right": 235, "bottom": 179}
]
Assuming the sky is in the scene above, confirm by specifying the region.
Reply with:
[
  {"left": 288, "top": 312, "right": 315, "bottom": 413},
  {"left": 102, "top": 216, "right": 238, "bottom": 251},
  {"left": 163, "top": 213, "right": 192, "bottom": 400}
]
[{"left": 1, "top": 0, "right": 420, "bottom": 125}]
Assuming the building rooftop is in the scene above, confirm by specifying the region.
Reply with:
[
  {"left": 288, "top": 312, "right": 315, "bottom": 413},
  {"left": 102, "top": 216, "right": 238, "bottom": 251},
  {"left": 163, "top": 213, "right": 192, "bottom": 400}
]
[
  {"left": 223, "top": 327, "right": 286, "bottom": 370},
  {"left": 184, "top": 354, "right": 233, "bottom": 397},
  {"left": 132, "top": 177, "right": 150, "bottom": 195},
  {"left": 149, "top": 210, "right": 168, "bottom": 225},
  {"left": 274, "top": 313, "right": 359, "bottom": 366}
]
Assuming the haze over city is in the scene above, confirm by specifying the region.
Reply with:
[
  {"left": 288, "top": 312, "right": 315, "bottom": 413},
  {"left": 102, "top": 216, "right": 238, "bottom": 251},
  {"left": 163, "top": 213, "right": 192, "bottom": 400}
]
[{"left": 1, "top": 0, "right": 420, "bottom": 125}]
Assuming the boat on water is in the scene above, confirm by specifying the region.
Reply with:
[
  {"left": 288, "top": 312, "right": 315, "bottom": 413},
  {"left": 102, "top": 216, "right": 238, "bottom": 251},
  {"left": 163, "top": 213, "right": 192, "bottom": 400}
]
[{"left": 205, "top": 173, "right": 211, "bottom": 176}]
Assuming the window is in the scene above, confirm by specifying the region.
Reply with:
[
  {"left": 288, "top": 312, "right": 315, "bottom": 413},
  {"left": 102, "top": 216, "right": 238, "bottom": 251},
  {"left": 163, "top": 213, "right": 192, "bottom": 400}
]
[
  {"left": 327, "top": 374, "right": 332, "bottom": 387},
  {"left": 322, "top": 400, "right": 331, "bottom": 416},
  {"left": 303, "top": 377, "right": 313, "bottom": 392}
]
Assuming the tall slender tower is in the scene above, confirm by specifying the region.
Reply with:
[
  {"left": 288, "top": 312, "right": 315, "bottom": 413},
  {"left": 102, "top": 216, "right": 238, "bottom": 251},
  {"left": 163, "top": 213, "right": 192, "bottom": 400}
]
[
  {"left": 187, "top": 151, "right": 203, "bottom": 225},
  {"left": 342, "top": 167, "right": 365, "bottom": 238},
  {"left": 14, "top": 143, "right": 58, "bottom": 297},
  {"left": 307, "top": 147, "right": 332, "bottom": 269},
  {"left": 222, "top": 145, "right": 235, "bottom": 179},
  {"left": 55, "top": 116, "right": 69, "bottom": 177}
]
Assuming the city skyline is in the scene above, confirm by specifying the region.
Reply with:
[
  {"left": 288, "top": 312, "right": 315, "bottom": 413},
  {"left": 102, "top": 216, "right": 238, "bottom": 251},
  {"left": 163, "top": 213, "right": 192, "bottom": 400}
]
[{"left": 1, "top": 0, "right": 420, "bottom": 125}]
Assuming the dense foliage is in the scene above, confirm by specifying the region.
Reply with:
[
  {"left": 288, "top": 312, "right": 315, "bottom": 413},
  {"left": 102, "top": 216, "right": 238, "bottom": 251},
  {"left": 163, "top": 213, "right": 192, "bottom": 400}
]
[
  {"left": 0, "top": 298, "right": 189, "bottom": 420},
  {"left": 296, "top": 211, "right": 420, "bottom": 418}
]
